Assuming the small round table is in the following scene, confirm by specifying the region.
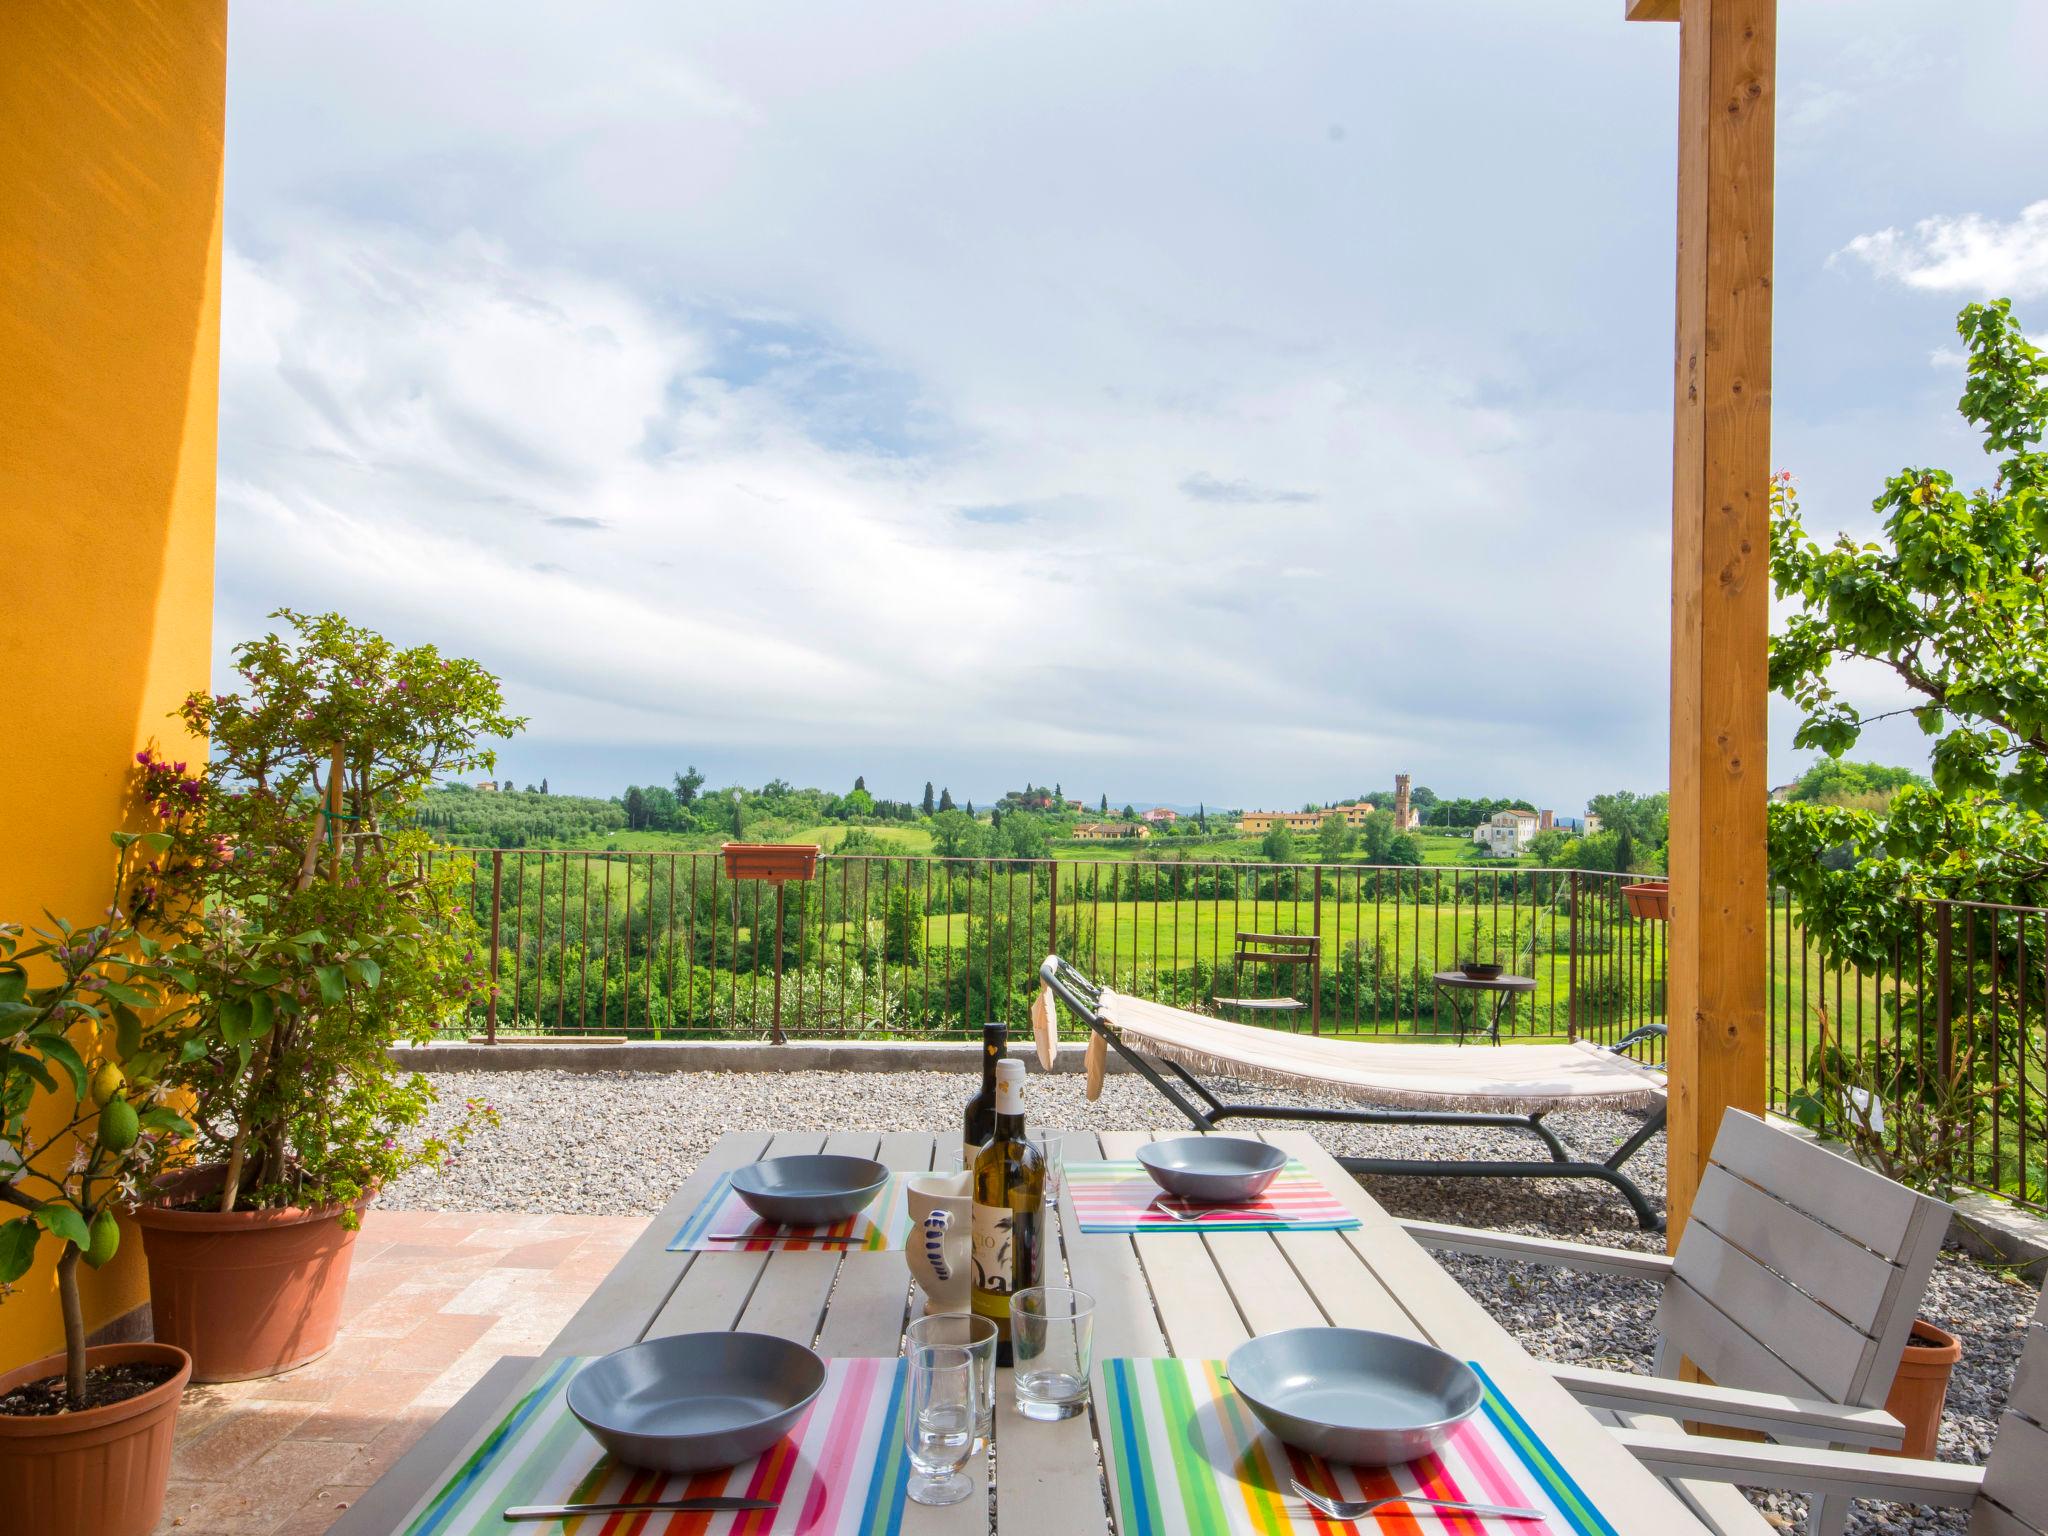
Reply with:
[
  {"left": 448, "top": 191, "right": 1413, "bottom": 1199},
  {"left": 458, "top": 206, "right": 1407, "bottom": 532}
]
[{"left": 1430, "top": 970, "right": 1538, "bottom": 1044}]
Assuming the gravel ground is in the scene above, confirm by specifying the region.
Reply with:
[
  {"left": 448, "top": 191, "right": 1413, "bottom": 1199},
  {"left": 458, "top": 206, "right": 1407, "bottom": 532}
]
[{"left": 383, "top": 1068, "right": 2040, "bottom": 1535}]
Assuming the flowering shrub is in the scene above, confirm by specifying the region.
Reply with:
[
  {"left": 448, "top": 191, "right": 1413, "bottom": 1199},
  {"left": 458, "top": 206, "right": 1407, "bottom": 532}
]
[{"left": 144, "top": 611, "right": 523, "bottom": 1215}]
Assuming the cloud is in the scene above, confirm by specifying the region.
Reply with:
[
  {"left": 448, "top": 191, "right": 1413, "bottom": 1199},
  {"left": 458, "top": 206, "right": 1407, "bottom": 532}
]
[
  {"left": 1178, "top": 472, "right": 1320, "bottom": 506},
  {"left": 546, "top": 515, "right": 610, "bottom": 530},
  {"left": 1836, "top": 202, "right": 2048, "bottom": 300}
]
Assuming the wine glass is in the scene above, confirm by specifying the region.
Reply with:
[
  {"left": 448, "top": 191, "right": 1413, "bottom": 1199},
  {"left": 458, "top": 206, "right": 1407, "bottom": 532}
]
[{"left": 904, "top": 1343, "right": 978, "bottom": 1506}]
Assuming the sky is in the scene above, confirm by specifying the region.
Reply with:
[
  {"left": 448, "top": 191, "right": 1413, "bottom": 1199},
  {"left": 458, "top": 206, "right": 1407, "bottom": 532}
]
[{"left": 217, "top": 1, "right": 2048, "bottom": 813}]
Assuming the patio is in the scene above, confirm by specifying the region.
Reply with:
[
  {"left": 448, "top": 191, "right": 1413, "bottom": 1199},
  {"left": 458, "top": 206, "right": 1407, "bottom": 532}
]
[{"left": 140, "top": 1067, "right": 2035, "bottom": 1536}]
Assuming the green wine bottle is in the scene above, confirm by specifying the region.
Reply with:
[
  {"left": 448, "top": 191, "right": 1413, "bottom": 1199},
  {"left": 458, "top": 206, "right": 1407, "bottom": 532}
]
[{"left": 970, "top": 1058, "right": 1044, "bottom": 1362}]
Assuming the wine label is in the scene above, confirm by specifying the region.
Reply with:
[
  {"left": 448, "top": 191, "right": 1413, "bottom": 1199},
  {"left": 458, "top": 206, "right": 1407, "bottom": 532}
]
[
  {"left": 971, "top": 1201, "right": 1016, "bottom": 1299},
  {"left": 962, "top": 1140, "right": 981, "bottom": 1167}
]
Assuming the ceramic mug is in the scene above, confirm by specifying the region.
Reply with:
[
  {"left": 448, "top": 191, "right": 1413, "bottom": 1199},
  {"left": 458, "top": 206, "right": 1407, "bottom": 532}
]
[{"left": 905, "top": 1170, "right": 973, "bottom": 1315}]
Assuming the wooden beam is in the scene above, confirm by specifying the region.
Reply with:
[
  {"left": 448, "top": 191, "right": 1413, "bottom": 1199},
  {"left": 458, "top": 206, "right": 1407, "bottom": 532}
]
[
  {"left": 1627, "top": 0, "right": 1682, "bottom": 20},
  {"left": 1662, "top": 0, "right": 1775, "bottom": 1247}
]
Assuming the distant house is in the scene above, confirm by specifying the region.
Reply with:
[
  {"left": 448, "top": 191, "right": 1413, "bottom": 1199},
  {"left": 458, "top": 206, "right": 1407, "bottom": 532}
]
[
  {"left": 1072, "top": 822, "right": 1151, "bottom": 841},
  {"left": 1471, "top": 807, "right": 1540, "bottom": 857},
  {"left": 1141, "top": 807, "right": 1179, "bottom": 825},
  {"left": 1583, "top": 811, "right": 1604, "bottom": 835},
  {"left": 474, "top": 780, "right": 499, "bottom": 793},
  {"left": 1241, "top": 802, "right": 1374, "bottom": 836}
]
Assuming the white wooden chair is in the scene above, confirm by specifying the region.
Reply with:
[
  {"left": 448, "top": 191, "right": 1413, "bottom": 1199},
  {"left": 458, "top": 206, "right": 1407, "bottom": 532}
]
[
  {"left": 1402, "top": 1107, "right": 1951, "bottom": 1536},
  {"left": 1616, "top": 1277, "right": 2046, "bottom": 1536}
]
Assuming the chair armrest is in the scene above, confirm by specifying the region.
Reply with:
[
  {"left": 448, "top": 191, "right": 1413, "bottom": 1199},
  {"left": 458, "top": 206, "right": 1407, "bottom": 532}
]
[
  {"left": 1551, "top": 1364, "right": 1906, "bottom": 1450},
  {"left": 1612, "top": 1428, "right": 1983, "bottom": 1507},
  {"left": 1399, "top": 1220, "right": 1674, "bottom": 1280}
]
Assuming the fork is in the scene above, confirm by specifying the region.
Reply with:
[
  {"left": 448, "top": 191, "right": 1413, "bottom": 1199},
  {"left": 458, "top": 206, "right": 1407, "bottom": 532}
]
[
  {"left": 1154, "top": 1201, "right": 1267, "bottom": 1224},
  {"left": 1290, "top": 1478, "right": 1544, "bottom": 1523}
]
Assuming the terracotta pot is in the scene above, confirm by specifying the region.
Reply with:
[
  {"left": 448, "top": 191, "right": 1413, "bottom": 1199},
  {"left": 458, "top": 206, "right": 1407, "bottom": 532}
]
[
  {"left": 0, "top": 1341, "right": 191, "bottom": 1536},
  {"left": 1880, "top": 1318, "right": 1961, "bottom": 1459},
  {"left": 135, "top": 1172, "right": 366, "bottom": 1383},
  {"left": 721, "top": 842, "right": 821, "bottom": 883},
  {"left": 1621, "top": 880, "right": 1670, "bottom": 921}
]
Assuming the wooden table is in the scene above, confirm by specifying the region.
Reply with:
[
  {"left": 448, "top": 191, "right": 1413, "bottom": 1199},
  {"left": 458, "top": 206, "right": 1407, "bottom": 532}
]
[{"left": 337, "top": 1128, "right": 1712, "bottom": 1534}]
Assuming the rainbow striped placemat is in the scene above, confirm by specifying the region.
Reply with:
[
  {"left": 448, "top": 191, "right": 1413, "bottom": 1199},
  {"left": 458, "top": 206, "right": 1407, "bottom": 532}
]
[
  {"left": 400, "top": 1354, "right": 911, "bottom": 1535},
  {"left": 1066, "top": 1161, "right": 1362, "bottom": 1234},
  {"left": 1100, "top": 1357, "right": 1618, "bottom": 1534},
  {"left": 669, "top": 1173, "right": 911, "bottom": 1252}
]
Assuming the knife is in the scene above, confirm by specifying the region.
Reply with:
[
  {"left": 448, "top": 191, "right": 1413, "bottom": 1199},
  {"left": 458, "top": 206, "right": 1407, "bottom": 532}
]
[{"left": 505, "top": 1496, "right": 778, "bottom": 1521}]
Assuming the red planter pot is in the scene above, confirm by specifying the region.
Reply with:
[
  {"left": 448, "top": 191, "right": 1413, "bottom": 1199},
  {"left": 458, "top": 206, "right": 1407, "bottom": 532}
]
[
  {"left": 1621, "top": 881, "right": 1670, "bottom": 921},
  {"left": 1881, "top": 1318, "right": 1962, "bottom": 1459},
  {"left": 135, "top": 1182, "right": 366, "bottom": 1383},
  {"left": 0, "top": 1341, "right": 191, "bottom": 1536},
  {"left": 721, "top": 842, "right": 820, "bottom": 883}
]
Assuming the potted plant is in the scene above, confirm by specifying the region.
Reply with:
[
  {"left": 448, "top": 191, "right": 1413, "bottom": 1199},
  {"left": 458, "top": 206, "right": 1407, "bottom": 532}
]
[
  {"left": 134, "top": 611, "right": 515, "bottom": 1380},
  {"left": 0, "top": 836, "right": 194, "bottom": 1536},
  {"left": 722, "top": 843, "right": 821, "bottom": 883}
]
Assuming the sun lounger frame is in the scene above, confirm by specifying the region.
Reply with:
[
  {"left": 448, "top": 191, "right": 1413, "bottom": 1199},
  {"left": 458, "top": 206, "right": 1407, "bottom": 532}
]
[{"left": 1039, "top": 953, "right": 1669, "bottom": 1230}]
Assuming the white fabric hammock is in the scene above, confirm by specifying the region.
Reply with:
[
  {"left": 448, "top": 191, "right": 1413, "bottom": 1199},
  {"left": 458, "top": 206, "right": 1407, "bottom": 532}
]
[{"left": 1036, "top": 983, "right": 1665, "bottom": 1115}]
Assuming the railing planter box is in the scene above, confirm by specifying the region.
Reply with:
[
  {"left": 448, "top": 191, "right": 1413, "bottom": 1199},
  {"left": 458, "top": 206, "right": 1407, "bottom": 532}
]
[
  {"left": 0, "top": 1341, "right": 191, "bottom": 1536},
  {"left": 1622, "top": 880, "right": 1670, "bottom": 921},
  {"left": 135, "top": 1165, "right": 369, "bottom": 1383},
  {"left": 721, "top": 842, "right": 820, "bottom": 883}
]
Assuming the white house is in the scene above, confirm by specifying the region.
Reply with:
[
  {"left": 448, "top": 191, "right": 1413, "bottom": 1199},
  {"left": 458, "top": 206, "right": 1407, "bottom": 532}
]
[{"left": 1471, "top": 807, "right": 1541, "bottom": 857}]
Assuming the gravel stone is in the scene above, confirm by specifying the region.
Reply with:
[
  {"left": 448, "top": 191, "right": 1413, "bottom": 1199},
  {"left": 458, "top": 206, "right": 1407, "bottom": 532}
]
[{"left": 382, "top": 1067, "right": 2040, "bottom": 1536}]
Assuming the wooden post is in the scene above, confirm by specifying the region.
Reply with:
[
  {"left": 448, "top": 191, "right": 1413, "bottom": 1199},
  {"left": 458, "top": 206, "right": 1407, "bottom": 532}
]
[{"left": 1635, "top": 0, "right": 1777, "bottom": 1245}]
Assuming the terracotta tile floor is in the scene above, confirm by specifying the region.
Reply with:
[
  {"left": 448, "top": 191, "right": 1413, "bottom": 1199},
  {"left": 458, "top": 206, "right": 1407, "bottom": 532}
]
[{"left": 154, "top": 1209, "right": 646, "bottom": 1536}]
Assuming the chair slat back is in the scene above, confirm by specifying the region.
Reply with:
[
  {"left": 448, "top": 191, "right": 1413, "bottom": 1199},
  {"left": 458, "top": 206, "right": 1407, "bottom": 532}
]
[
  {"left": 1653, "top": 1110, "right": 1949, "bottom": 1410},
  {"left": 1975, "top": 1287, "right": 2048, "bottom": 1535}
]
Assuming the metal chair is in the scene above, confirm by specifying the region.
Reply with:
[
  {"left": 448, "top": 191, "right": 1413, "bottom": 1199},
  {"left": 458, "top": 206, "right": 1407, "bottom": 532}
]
[
  {"left": 1210, "top": 930, "right": 1320, "bottom": 1033},
  {"left": 1404, "top": 1107, "right": 1951, "bottom": 1536}
]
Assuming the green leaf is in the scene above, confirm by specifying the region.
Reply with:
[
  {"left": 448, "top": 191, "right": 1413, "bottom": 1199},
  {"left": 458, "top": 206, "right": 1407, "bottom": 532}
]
[
  {"left": 313, "top": 965, "right": 347, "bottom": 1004},
  {"left": 290, "top": 930, "right": 328, "bottom": 948},
  {"left": 139, "top": 1107, "right": 196, "bottom": 1137},
  {"left": 179, "top": 1037, "right": 207, "bottom": 1063},
  {"left": 113, "top": 1004, "right": 142, "bottom": 1061},
  {"left": 97, "top": 981, "right": 152, "bottom": 1008},
  {"left": 32, "top": 1202, "right": 90, "bottom": 1251},
  {"left": 344, "top": 956, "right": 382, "bottom": 991},
  {"left": 36, "top": 1036, "right": 88, "bottom": 1101},
  {"left": 217, "top": 995, "right": 256, "bottom": 1045},
  {"left": 0, "top": 1218, "right": 37, "bottom": 1284},
  {"left": 6, "top": 1048, "right": 56, "bottom": 1094}
]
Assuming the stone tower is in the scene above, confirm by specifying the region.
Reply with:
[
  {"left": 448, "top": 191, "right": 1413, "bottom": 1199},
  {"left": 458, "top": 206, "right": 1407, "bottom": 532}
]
[{"left": 1394, "top": 774, "right": 1416, "bottom": 831}]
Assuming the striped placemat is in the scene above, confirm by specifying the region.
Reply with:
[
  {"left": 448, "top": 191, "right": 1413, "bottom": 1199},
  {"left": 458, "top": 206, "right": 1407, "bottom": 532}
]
[
  {"left": 400, "top": 1354, "right": 911, "bottom": 1535},
  {"left": 1066, "top": 1161, "right": 1362, "bottom": 1233},
  {"left": 669, "top": 1172, "right": 911, "bottom": 1252},
  {"left": 1100, "top": 1357, "right": 1618, "bottom": 1534}
]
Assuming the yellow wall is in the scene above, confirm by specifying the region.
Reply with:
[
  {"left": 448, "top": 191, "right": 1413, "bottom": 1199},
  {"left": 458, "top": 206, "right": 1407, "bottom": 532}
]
[{"left": 0, "top": 0, "right": 225, "bottom": 1370}]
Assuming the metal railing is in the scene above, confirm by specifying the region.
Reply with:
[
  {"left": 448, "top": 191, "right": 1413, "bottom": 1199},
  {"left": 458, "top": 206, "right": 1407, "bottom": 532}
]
[
  {"left": 423, "top": 843, "right": 2048, "bottom": 1211},
  {"left": 1769, "top": 890, "right": 2048, "bottom": 1212},
  {"left": 426, "top": 850, "right": 1668, "bottom": 1055}
]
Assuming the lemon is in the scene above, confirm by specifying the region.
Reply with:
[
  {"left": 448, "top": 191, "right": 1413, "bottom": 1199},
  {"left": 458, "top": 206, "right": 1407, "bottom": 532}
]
[
  {"left": 97, "top": 1098, "right": 139, "bottom": 1154},
  {"left": 89, "top": 1061, "right": 124, "bottom": 1107},
  {"left": 83, "top": 1208, "right": 120, "bottom": 1269}
]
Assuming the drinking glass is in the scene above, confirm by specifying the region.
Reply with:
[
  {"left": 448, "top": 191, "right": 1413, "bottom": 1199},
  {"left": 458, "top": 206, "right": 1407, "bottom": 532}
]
[
  {"left": 1012, "top": 1286, "right": 1095, "bottom": 1421},
  {"left": 904, "top": 1344, "right": 978, "bottom": 1506},
  {"left": 906, "top": 1312, "right": 998, "bottom": 1442},
  {"left": 1032, "top": 1134, "right": 1065, "bottom": 1210}
]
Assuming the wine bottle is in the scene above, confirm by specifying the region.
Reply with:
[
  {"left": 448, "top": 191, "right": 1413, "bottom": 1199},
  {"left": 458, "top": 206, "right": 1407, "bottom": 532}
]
[
  {"left": 961, "top": 1021, "right": 1008, "bottom": 1166},
  {"left": 971, "top": 1058, "right": 1044, "bottom": 1363}
]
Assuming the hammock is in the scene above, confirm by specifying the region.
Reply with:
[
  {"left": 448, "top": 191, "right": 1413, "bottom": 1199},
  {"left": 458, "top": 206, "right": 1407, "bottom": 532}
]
[{"left": 1033, "top": 954, "right": 1670, "bottom": 1230}]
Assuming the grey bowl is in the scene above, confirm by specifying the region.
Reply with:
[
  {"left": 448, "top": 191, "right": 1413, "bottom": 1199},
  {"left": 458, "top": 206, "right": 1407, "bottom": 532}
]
[
  {"left": 566, "top": 1332, "right": 826, "bottom": 1472},
  {"left": 1136, "top": 1136, "right": 1287, "bottom": 1204},
  {"left": 1225, "top": 1328, "right": 1482, "bottom": 1466},
  {"left": 729, "top": 1154, "right": 888, "bottom": 1226}
]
